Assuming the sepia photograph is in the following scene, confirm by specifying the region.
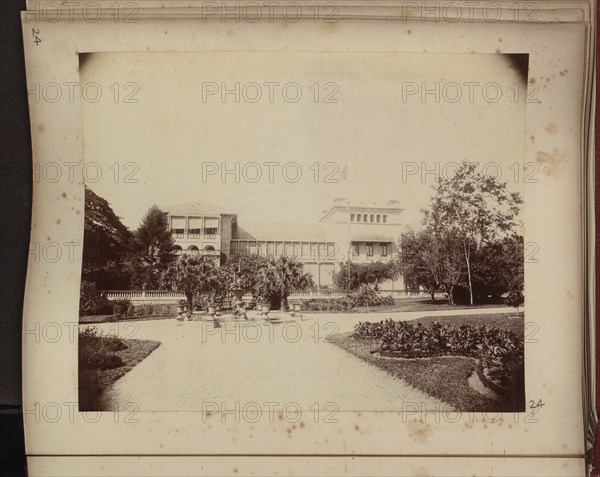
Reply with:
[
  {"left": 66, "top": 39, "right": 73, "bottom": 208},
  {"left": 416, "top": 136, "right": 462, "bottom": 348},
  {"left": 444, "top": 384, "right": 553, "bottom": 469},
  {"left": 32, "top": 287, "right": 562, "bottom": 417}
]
[
  {"left": 76, "top": 50, "right": 528, "bottom": 414},
  {"left": 15, "top": 3, "right": 595, "bottom": 474}
]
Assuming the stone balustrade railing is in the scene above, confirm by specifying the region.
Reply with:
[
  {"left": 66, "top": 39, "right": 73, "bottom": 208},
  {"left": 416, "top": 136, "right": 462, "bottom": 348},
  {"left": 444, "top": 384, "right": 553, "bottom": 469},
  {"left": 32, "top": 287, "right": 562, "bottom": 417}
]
[
  {"left": 105, "top": 289, "right": 445, "bottom": 303},
  {"left": 105, "top": 290, "right": 186, "bottom": 303},
  {"left": 287, "top": 290, "right": 445, "bottom": 300}
]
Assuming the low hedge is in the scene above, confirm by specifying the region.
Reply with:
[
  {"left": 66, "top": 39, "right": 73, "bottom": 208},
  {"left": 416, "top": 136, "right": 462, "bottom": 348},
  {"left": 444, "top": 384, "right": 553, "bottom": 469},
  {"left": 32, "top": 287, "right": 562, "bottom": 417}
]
[
  {"left": 113, "top": 300, "right": 177, "bottom": 319},
  {"left": 303, "top": 285, "right": 394, "bottom": 312}
]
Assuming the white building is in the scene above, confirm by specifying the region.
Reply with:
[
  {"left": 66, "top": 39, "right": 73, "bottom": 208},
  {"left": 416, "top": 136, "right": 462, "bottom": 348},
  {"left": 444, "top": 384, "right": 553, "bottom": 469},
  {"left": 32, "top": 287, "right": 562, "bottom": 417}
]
[{"left": 163, "top": 198, "right": 405, "bottom": 290}]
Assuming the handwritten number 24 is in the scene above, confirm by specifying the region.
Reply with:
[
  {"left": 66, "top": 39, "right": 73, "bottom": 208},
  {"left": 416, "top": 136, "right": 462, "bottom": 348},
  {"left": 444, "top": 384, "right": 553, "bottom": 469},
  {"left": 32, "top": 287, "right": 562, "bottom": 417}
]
[{"left": 32, "top": 29, "right": 41, "bottom": 46}]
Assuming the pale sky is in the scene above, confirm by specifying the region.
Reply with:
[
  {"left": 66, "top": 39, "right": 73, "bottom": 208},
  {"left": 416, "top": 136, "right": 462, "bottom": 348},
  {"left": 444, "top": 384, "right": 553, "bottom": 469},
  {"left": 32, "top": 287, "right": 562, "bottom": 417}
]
[{"left": 80, "top": 51, "right": 527, "bottom": 230}]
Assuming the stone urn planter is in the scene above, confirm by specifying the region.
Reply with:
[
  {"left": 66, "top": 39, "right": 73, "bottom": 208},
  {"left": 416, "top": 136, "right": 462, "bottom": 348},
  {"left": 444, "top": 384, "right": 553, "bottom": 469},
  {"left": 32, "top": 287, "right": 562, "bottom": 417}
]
[
  {"left": 176, "top": 302, "right": 187, "bottom": 321},
  {"left": 230, "top": 288, "right": 246, "bottom": 302},
  {"left": 289, "top": 301, "right": 303, "bottom": 319},
  {"left": 259, "top": 302, "right": 271, "bottom": 317},
  {"left": 208, "top": 302, "right": 221, "bottom": 328}
]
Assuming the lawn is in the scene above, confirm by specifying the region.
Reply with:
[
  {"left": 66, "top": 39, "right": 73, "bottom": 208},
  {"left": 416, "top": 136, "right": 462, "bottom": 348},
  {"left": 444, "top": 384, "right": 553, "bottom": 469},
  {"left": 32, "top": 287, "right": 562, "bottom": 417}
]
[
  {"left": 327, "top": 312, "right": 524, "bottom": 411},
  {"left": 352, "top": 298, "right": 510, "bottom": 314},
  {"left": 411, "top": 312, "right": 524, "bottom": 337},
  {"left": 303, "top": 297, "right": 509, "bottom": 314},
  {"left": 79, "top": 332, "right": 161, "bottom": 410}
]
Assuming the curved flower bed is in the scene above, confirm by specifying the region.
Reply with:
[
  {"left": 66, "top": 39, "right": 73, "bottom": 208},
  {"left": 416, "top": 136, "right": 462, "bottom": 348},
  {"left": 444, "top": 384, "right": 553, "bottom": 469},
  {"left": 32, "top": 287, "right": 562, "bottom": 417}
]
[{"left": 354, "top": 319, "right": 524, "bottom": 394}]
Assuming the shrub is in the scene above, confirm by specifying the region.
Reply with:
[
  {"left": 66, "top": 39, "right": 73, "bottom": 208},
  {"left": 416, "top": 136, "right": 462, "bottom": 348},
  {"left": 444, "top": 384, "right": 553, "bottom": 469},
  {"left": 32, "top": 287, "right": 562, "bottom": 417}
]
[
  {"left": 505, "top": 290, "right": 524, "bottom": 309},
  {"left": 113, "top": 299, "right": 133, "bottom": 318},
  {"left": 350, "top": 284, "right": 394, "bottom": 307},
  {"left": 303, "top": 297, "right": 354, "bottom": 312},
  {"left": 302, "top": 286, "right": 393, "bottom": 312},
  {"left": 79, "top": 281, "right": 112, "bottom": 316},
  {"left": 126, "top": 303, "right": 177, "bottom": 318},
  {"left": 154, "top": 304, "right": 177, "bottom": 316}
]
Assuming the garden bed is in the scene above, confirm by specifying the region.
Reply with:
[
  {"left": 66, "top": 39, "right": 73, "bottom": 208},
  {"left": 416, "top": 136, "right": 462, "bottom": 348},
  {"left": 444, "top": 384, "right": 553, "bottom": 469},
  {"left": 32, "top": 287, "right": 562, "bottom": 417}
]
[
  {"left": 79, "top": 329, "right": 161, "bottom": 410},
  {"left": 327, "top": 312, "right": 525, "bottom": 411},
  {"left": 80, "top": 314, "right": 175, "bottom": 324},
  {"left": 80, "top": 301, "right": 178, "bottom": 324}
]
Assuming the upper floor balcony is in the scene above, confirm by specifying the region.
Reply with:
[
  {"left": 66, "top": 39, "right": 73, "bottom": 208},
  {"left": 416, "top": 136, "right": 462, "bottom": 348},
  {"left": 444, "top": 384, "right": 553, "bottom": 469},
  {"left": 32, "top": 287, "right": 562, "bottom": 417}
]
[{"left": 171, "top": 231, "right": 220, "bottom": 240}]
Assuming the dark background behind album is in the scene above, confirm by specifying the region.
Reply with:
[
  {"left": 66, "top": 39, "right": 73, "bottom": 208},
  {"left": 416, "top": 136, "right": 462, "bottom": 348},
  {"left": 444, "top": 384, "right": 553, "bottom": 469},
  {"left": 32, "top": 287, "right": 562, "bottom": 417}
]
[{"left": 0, "top": 2, "right": 597, "bottom": 477}]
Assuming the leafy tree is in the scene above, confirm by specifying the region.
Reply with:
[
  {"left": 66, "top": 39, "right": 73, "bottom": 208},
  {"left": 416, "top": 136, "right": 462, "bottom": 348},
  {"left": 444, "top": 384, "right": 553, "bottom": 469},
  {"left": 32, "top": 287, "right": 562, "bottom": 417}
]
[
  {"left": 397, "top": 229, "right": 464, "bottom": 304},
  {"left": 424, "top": 163, "right": 522, "bottom": 305},
  {"left": 129, "top": 205, "right": 177, "bottom": 289},
  {"left": 471, "top": 234, "right": 524, "bottom": 301},
  {"left": 397, "top": 230, "right": 442, "bottom": 302},
  {"left": 81, "top": 186, "right": 132, "bottom": 290},
  {"left": 160, "top": 255, "right": 218, "bottom": 311},
  {"left": 223, "top": 254, "right": 271, "bottom": 291},
  {"left": 334, "top": 261, "right": 398, "bottom": 291},
  {"left": 79, "top": 280, "right": 111, "bottom": 316}
]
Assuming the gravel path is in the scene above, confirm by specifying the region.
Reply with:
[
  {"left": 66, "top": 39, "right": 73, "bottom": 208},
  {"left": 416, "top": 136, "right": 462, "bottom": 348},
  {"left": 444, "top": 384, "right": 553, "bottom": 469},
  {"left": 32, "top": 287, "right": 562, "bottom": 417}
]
[{"left": 92, "top": 308, "right": 512, "bottom": 411}]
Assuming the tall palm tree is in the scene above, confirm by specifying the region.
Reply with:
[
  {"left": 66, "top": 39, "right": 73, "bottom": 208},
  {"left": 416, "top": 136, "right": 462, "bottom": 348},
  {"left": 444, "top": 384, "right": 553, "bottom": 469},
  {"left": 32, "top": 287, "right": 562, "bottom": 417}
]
[{"left": 274, "top": 256, "right": 314, "bottom": 310}]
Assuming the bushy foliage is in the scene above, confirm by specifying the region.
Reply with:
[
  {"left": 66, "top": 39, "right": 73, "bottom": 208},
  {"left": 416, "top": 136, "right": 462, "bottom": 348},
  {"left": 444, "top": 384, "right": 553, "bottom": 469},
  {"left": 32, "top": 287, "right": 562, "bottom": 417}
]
[
  {"left": 79, "top": 280, "right": 112, "bottom": 316},
  {"left": 471, "top": 235, "right": 524, "bottom": 302},
  {"left": 302, "top": 286, "right": 394, "bottom": 311},
  {"left": 350, "top": 284, "right": 395, "bottom": 307},
  {"left": 113, "top": 299, "right": 133, "bottom": 319},
  {"left": 333, "top": 261, "right": 398, "bottom": 290},
  {"left": 82, "top": 186, "right": 133, "bottom": 290},
  {"left": 79, "top": 327, "right": 126, "bottom": 371},
  {"left": 192, "top": 293, "right": 210, "bottom": 311},
  {"left": 132, "top": 303, "right": 177, "bottom": 317},
  {"left": 505, "top": 290, "right": 524, "bottom": 310},
  {"left": 303, "top": 297, "right": 355, "bottom": 312},
  {"left": 242, "top": 255, "right": 314, "bottom": 309},
  {"left": 160, "top": 254, "right": 219, "bottom": 310},
  {"left": 354, "top": 319, "right": 523, "bottom": 388}
]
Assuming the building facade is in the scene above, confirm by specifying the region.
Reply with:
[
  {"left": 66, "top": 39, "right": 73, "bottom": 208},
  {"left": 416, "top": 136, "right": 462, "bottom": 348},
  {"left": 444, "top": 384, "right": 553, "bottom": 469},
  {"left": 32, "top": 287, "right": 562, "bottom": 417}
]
[{"left": 163, "top": 198, "right": 405, "bottom": 290}]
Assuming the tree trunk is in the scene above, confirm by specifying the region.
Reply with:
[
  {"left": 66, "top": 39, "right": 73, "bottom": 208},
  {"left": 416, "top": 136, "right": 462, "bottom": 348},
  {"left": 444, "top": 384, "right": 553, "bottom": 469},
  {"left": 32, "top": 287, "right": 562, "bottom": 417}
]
[
  {"left": 187, "top": 293, "right": 194, "bottom": 314},
  {"left": 463, "top": 242, "right": 474, "bottom": 306},
  {"left": 430, "top": 289, "right": 435, "bottom": 303},
  {"left": 281, "top": 292, "right": 289, "bottom": 311},
  {"left": 445, "top": 285, "right": 454, "bottom": 305}
]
